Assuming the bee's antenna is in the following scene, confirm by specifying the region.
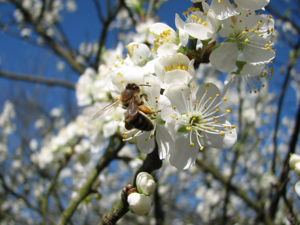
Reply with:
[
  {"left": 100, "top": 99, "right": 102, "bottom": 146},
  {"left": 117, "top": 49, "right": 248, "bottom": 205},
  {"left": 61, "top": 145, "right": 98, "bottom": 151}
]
[{"left": 139, "top": 84, "right": 151, "bottom": 87}]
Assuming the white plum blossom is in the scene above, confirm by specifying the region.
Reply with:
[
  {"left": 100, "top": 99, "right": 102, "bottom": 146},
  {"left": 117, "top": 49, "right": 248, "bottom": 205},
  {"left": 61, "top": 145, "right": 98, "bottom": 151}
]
[
  {"left": 210, "top": 11, "right": 275, "bottom": 73},
  {"left": 164, "top": 83, "right": 237, "bottom": 169},
  {"left": 149, "top": 22, "right": 188, "bottom": 56},
  {"left": 177, "top": 7, "right": 220, "bottom": 41}
]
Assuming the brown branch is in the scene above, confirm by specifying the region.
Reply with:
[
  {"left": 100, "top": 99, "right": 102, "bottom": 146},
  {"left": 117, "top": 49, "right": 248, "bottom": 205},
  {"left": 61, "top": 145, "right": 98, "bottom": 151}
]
[
  {"left": 93, "top": 1, "right": 122, "bottom": 69},
  {"left": 0, "top": 173, "right": 41, "bottom": 215},
  {"left": 0, "top": 70, "right": 75, "bottom": 90},
  {"left": 9, "top": 0, "right": 85, "bottom": 74},
  {"left": 196, "top": 159, "right": 274, "bottom": 225},
  {"left": 99, "top": 143, "right": 163, "bottom": 225},
  {"left": 153, "top": 178, "right": 165, "bottom": 225},
  {"left": 271, "top": 37, "right": 300, "bottom": 174},
  {"left": 41, "top": 151, "right": 74, "bottom": 225},
  {"left": 57, "top": 135, "right": 125, "bottom": 225},
  {"left": 269, "top": 98, "right": 300, "bottom": 219}
]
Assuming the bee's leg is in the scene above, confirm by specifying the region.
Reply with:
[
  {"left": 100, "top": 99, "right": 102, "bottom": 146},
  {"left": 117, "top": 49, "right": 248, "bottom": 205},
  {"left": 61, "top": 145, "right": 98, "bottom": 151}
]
[{"left": 140, "top": 93, "right": 149, "bottom": 103}]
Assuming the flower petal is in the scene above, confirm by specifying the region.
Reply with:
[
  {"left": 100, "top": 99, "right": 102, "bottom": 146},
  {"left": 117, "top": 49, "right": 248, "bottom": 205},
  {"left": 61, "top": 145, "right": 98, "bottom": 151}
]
[
  {"left": 209, "top": 42, "right": 238, "bottom": 72},
  {"left": 169, "top": 134, "right": 198, "bottom": 170}
]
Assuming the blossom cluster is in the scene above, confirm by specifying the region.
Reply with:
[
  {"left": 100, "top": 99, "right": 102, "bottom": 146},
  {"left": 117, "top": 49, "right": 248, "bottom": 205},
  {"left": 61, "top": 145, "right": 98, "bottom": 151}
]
[
  {"left": 127, "top": 172, "right": 157, "bottom": 215},
  {"left": 74, "top": 0, "right": 275, "bottom": 170}
]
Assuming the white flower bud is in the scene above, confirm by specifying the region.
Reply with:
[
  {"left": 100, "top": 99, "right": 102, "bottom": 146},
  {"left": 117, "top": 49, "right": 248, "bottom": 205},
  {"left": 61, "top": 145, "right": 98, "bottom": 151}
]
[
  {"left": 295, "top": 181, "right": 300, "bottom": 197},
  {"left": 127, "top": 192, "right": 151, "bottom": 215},
  {"left": 136, "top": 172, "right": 156, "bottom": 196},
  {"left": 294, "top": 162, "right": 300, "bottom": 176},
  {"left": 289, "top": 154, "right": 300, "bottom": 169}
]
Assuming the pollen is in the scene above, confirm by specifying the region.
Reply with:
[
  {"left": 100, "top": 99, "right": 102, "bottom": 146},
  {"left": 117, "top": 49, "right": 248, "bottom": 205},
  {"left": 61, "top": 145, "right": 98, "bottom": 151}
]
[
  {"left": 223, "top": 97, "right": 227, "bottom": 101},
  {"left": 186, "top": 126, "right": 191, "bottom": 131},
  {"left": 114, "top": 96, "right": 119, "bottom": 100},
  {"left": 216, "top": 94, "right": 220, "bottom": 97},
  {"left": 215, "top": 108, "right": 220, "bottom": 112},
  {"left": 200, "top": 146, "right": 205, "bottom": 151},
  {"left": 220, "top": 131, "right": 225, "bottom": 136},
  {"left": 189, "top": 143, "right": 195, "bottom": 147},
  {"left": 244, "top": 38, "right": 249, "bottom": 43},
  {"left": 226, "top": 109, "right": 231, "bottom": 113},
  {"left": 173, "top": 106, "right": 177, "bottom": 109},
  {"left": 170, "top": 114, "right": 175, "bottom": 118},
  {"left": 231, "top": 125, "right": 236, "bottom": 129}
]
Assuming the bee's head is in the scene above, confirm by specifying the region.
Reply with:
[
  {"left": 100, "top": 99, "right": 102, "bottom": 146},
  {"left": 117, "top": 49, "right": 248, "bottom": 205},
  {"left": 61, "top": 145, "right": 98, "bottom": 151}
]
[{"left": 126, "top": 83, "right": 140, "bottom": 91}]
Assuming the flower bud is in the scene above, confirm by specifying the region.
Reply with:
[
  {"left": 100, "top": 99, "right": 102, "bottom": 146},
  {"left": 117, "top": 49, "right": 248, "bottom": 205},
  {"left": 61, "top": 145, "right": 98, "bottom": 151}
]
[
  {"left": 127, "top": 192, "right": 151, "bottom": 215},
  {"left": 295, "top": 181, "right": 300, "bottom": 197},
  {"left": 289, "top": 154, "right": 300, "bottom": 169},
  {"left": 294, "top": 162, "right": 300, "bottom": 176},
  {"left": 136, "top": 172, "right": 156, "bottom": 196}
]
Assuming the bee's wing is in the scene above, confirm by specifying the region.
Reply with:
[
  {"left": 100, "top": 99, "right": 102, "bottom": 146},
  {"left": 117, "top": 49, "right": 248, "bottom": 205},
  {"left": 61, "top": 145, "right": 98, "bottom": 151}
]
[
  {"left": 127, "top": 98, "right": 138, "bottom": 116},
  {"left": 90, "top": 100, "right": 120, "bottom": 121}
]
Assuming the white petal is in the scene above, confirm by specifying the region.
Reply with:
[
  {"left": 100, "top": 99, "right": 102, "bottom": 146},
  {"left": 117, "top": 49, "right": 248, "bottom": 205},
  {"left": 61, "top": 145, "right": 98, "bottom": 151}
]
[
  {"left": 210, "top": 0, "right": 239, "bottom": 20},
  {"left": 164, "top": 70, "right": 192, "bottom": 86},
  {"left": 156, "top": 124, "right": 174, "bottom": 160},
  {"left": 184, "top": 23, "right": 211, "bottom": 40},
  {"left": 126, "top": 42, "right": 151, "bottom": 65},
  {"left": 235, "top": 0, "right": 270, "bottom": 10},
  {"left": 103, "top": 121, "right": 119, "bottom": 137},
  {"left": 136, "top": 131, "right": 155, "bottom": 154},
  {"left": 204, "top": 121, "right": 237, "bottom": 149},
  {"left": 240, "top": 63, "right": 265, "bottom": 77},
  {"left": 196, "top": 83, "right": 221, "bottom": 104},
  {"left": 295, "top": 181, "right": 300, "bottom": 197},
  {"left": 169, "top": 134, "right": 198, "bottom": 170},
  {"left": 209, "top": 42, "right": 238, "bottom": 72},
  {"left": 243, "top": 45, "right": 275, "bottom": 64}
]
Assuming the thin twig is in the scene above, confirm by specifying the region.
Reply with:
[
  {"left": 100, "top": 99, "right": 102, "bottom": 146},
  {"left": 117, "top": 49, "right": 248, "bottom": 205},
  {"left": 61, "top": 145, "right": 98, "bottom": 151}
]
[
  {"left": 269, "top": 98, "right": 300, "bottom": 219},
  {"left": 0, "top": 70, "right": 75, "bottom": 90},
  {"left": 93, "top": 1, "right": 122, "bottom": 69},
  {"left": 99, "top": 143, "right": 162, "bottom": 225},
  {"left": 271, "top": 38, "right": 300, "bottom": 174},
  {"left": 57, "top": 135, "right": 125, "bottom": 225},
  {"left": 9, "top": 0, "right": 85, "bottom": 74}
]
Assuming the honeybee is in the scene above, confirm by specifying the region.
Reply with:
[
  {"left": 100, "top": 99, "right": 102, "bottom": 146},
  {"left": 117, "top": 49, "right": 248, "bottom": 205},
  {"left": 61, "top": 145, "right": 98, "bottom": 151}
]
[{"left": 92, "top": 83, "right": 154, "bottom": 131}]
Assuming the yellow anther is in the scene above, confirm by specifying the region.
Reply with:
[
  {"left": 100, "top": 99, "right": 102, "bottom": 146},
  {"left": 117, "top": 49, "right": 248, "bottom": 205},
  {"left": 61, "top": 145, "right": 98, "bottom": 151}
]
[
  {"left": 216, "top": 94, "right": 220, "bottom": 97},
  {"left": 215, "top": 108, "right": 220, "bottom": 112},
  {"left": 231, "top": 125, "right": 236, "bottom": 129},
  {"left": 191, "top": 14, "right": 198, "bottom": 20},
  {"left": 226, "top": 109, "right": 231, "bottom": 113},
  {"left": 189, "top": 143, "right": 195, "bottom": 147},
  {"left": 244, "top": 38, "right": 249, "bottom": 43},
  {"left": 121, "top": 80, "right": 125, "bottom": 83},
  {"left": 200, "top": 146, "right": 204, "bottom": 151},
  {"left": 186, "top": 126, "right": 191, "bottom": 131},
  {"left": 114, "top": 96, "right": 119, "bottom": 100},
  {"left": 170, "top": 114, "right": 175, "bottom": 118},
  {"left": 173, "top": 106, "right": 177, "bottom": 109},
  {"left": 209, "top": 97, "right": 213, "bottom": 100},
  {"left": 223, "top": 97, "right": 227, "bottom": 101},
  {"left": 220, "top": 131, "right": 225, "bottom": 136}
]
